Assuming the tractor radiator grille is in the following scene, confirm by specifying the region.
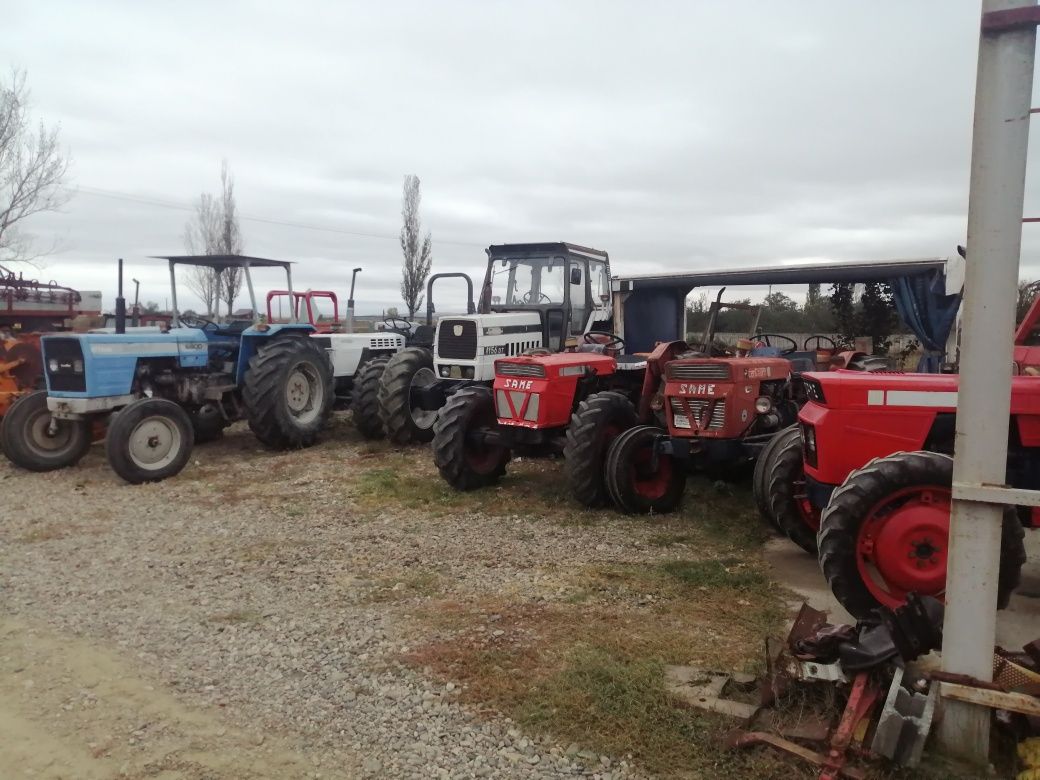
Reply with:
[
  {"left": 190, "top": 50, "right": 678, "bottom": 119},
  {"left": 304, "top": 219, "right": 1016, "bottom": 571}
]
[
  {"left": 42, "top": 337, "right": 86, "bottom": 392},
  {"left": 369, "top": 336, "right": 403, "bottom": 349},
  {"left": 496, "top": 362, "right": 546, "bottom": 378},
  {"left": 437, "top": 320, "right": 477, "bottom": 360},
  {"left": 667, "top": 362, "right": 730, "bottom": 380},
  {"left": 669, "top": 397, "right": 727, "bottom": 429}
]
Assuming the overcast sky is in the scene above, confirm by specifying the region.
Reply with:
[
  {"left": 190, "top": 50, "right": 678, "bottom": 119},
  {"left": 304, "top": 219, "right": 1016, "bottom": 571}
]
[{"left": 5, "top": 1, "right": 1038, "bottom": 314}]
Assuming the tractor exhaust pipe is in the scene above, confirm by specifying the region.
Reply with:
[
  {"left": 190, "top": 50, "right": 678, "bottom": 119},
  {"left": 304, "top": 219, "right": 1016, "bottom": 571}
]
[
  {"left": 115, "top": 258, "right": 126, "bottom": 335},
  {"left": 347, "top": 267, "right": 362, "bottom": 333}
]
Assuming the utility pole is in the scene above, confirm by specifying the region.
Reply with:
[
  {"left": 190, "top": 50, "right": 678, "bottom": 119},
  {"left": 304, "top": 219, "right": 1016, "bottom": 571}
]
[{"left": 939, "top": 0, "right": 1038, "bottom": 761}]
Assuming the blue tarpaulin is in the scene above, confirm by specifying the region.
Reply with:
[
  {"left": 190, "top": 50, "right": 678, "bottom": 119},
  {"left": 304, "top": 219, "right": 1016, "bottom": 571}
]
[{"left": 890, "top": 271, "right": 962, "bottom": 372}]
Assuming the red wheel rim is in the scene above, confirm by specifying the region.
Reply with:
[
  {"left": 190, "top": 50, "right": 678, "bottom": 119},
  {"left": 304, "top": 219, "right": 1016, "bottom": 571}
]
[
  {"left": 856, "top": 485, "right": 950, "bottom": 609},
  {"left": 465, "top": 434, "right": 505, "bottom": 473},
  {"left": 629, "top": 439, "right": 674, "bottom": 501},
  {"left": 792, "top": 476, "right": 821, "bottom": 532}
]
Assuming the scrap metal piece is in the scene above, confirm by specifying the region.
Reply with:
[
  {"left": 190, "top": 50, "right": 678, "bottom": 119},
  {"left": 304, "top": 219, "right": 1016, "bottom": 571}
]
[
  {"left": 820, "top": 672, "right": 883, "bottom": 780},
  {"left": 870, "top": 666, "right": 939, "bottom": 767},
  {"left": 876, "top": 593, "right": 944, "bottom": 662},
  {"left": 725, "top": 730, "right": 866, "bottom": 780},
  {"left": 664, "top": 666, "right": 758, "bottom": 720}
]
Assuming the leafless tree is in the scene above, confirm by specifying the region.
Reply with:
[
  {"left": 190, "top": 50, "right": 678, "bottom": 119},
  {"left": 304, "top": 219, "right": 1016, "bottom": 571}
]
[
  {"left": 399, "top": 174, "right": 432, "bottom": 318},
  {"left": 0, "top": 68, "right": 71, "bottom": 266},
  {"left": 182, "top": 160, "right": 244, "bottom": 316}
]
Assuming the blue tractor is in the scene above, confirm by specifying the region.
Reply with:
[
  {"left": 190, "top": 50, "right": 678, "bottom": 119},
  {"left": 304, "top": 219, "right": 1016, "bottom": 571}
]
[{"left": 0, "top": 255, "right": 334, "bottom": 483}]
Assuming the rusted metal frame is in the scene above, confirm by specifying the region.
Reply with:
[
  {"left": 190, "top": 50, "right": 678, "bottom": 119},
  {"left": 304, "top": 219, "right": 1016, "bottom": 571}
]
[{"left": 820, "top": 673, "right": 882, "bottom": 780}]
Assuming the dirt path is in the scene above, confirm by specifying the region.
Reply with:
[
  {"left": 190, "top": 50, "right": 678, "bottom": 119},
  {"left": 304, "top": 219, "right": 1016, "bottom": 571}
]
[{"left": 0, "top": 617, "right": 346, "bottom": 780}]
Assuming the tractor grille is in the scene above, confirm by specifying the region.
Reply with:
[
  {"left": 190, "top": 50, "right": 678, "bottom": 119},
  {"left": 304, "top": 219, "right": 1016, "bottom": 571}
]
[
  {"left": 669, "top": 397, "right": 727, "bottom": 430},
  {"left": 369, "top": 336, "right": 403, "bottom": 349},
  {"left": 43, "top": 337, "right": 86, "bottom": 392},
  {"left": 437, "top": 320, "right": 477, "bottom": 360},
  {"left": 667, "top": 363, "right": 730, "bottom": 380},
  {"left": 496, "top": 362, "right": 546, "bottom": 378}
]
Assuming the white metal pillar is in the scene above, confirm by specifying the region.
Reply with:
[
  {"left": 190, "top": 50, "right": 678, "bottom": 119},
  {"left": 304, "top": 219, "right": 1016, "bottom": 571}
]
[{"left": 939, "top": 0, "right": 1038, "bottom": 760}]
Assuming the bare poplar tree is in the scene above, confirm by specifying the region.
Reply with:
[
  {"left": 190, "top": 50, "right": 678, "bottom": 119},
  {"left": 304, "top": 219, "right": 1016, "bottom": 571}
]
[
  {"left": 399, "top": 174, "right": 432, "bottom": 318},
  {"left": 0, "top": 68, "right": 71, "bottom": 266},
  {"left": 182, "top": 160, "right": 244, "bottom": 316}
]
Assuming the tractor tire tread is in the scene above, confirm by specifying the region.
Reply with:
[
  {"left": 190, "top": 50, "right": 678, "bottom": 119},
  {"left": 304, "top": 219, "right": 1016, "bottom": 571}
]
[
  {"left": 351, "top": 355, "right": 391, "bottom": 440},
  {"left": 431, "top": 386, "right": 509, "bottom": 490},
  {"left": 243, "top": 336, "right": 334, "bottom": 449},
  {"left": 1, "top": 389, "right": 92, "bottom": 471},
  {"left": 563, "top": 391, "right": 638, "bottom": 508},
  {"left": 765, "top": 426, "right": 819, "bottom": 554},
  {"left": 378, "top": 348, "right": 436, "bottom": 445}
]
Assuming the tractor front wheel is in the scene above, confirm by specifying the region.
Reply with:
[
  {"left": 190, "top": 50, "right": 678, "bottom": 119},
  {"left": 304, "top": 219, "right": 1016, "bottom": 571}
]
[
  {"left": 105, "top": 398, "right": 194, "bottom": 484},
  {"left": 563, "top": 391, "right": 638, "bottom": 507},
  {"left": 378, "top": 348, "right": 438, "bottom": 445},
  {"left": 243, "top": 337, "right": 334, "bottom": 448},
  {"left": 764, "top": 426, "right": 821, "bottom": 554},
  {"left": 351, "top": 355, "right": 390, "bottom": 440},
  {"left": 604, "top": 425, "right": 686, "bottom": 514},
  {"left": 752, "top": 426, "right": 792, "bottom": 532},
  {"left": 432, "top": 387, "right": 510, "bottom": 490},
  {"left": 818, "top": 451, "right": 1027, "bottom": 619},
  {"left": 1, "top": 390, "right": 92, "bottom": 471}
]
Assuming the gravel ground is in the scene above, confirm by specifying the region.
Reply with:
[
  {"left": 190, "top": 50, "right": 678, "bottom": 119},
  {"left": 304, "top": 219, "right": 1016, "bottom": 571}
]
[{"left": 0, "top": 414, "right": 721, "bottom": 780}]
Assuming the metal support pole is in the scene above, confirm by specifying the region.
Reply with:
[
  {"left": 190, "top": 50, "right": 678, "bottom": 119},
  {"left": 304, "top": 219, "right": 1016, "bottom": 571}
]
[
  {"left": 244, "top": 264, "right": 258, "bottom": 320},
  {"left": 939, "top": 0, "right": 1037, "bottom": 761},
  {"left": 169, "top": 260, "right": 180, "bottom": 327}
]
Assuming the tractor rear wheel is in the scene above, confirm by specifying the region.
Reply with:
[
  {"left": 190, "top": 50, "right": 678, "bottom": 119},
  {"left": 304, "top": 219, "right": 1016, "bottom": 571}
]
[
  {"left": 243, "top": 336, "right": 334, "bottom": 448},
  {"left": 1, "top": 389, "right": 91, "bottom": 471},
  {"left": 818, "top": 451, "right": 1027, "bottom": 619},
  {"left": 351, "top": 355, "right": 390, "bottom": 440},
  {"left": 378, "top": 348, "right": 438, "bottom": 445},
  {"left": 563, "top": 391, "right": 638, "bottom": 507},
  {"left": 105, "top": 398, "right": 194, "bottom": 484},
  {"left": 604, "top": 425, "right": 686, "bottom": 514},
  {"left": 432, "top": 387, "right": 510, "bottom": 490},
  {"left": 765, "top": 426, "right": 821, "bottom": 554},
  {"left": 752, "top": 426, "right": 792, "bottom": 532}
]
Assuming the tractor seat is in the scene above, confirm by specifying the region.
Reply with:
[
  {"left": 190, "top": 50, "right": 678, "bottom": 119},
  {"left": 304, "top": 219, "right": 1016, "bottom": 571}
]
[{"left": 614, "top": 354, "right": 647, "bottom": 370}]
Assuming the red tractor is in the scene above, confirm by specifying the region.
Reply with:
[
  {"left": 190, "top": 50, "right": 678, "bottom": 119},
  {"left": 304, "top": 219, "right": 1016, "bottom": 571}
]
[
  {"left": 601, "top": 295, "right": 878, "bottom": 514},
  {"left": 758, "top": 297, "right": 1040, "bottom": 618},
  {"left": 431, "top": 332, "right": 649, "bottom": 506}
]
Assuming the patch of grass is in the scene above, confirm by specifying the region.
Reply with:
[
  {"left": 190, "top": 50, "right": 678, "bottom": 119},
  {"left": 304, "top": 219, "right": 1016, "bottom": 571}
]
[
  {"left": 673, "top": 475, "right": 771, "bottom": 553},
  {"left": 206, "top": 609, "right": 264, "bottom": 625},
  {"left": 647, "top": 532, "right": 699, "bottom": 547},
  {"left": 17, "top": 522, "right": 79, "bottom": 543},
  {"left": 659, "top": 558, "right": 768, "bottom": 590},
  {"left": 368, "top": 570, "right": 443, "bottom": 602}
]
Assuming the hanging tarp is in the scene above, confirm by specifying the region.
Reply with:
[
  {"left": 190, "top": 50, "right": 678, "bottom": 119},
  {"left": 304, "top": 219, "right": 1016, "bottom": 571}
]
[{"left": 890, "top": 271, "right": 962, "bottom": 373}]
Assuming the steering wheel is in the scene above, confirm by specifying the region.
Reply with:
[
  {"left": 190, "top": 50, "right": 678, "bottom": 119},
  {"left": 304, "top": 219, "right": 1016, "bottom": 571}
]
[
  {"left": 520, "top": 290, "right": 551, "bottom": 304},
  {"left": 754, "top": 334, "right": 798, "bottom": 355},
  {"left": 383, "top": 316, "right": 412, "bottom": 332},
  {"left": 583, "top": 331, "right": 626, "bottom": 351},
  {"left": 179, "top": 314, "right": 218, "bottom": 331},
  {"left": 804, "top": 334, "right": 837, "bottom": 351}
]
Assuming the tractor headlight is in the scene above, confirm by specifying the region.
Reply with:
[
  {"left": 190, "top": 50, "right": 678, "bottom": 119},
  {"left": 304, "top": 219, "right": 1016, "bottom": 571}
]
[
  {"left": 73, "top": 359, "right": 84, "bottom": 373},
  {"left": 754, "top": 396, "right": 773, "bottom": 414},
  {"left": 48, "top": 358, "right": 59, "bottom": 373},
  {"left": 462, "top": 366, "right": 474, "bottom": 379}
]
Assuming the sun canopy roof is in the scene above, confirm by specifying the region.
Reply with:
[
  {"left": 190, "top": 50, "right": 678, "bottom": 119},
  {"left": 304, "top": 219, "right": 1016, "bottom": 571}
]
[
  {"left": 613, "top": 256, "right": 952, "bottom": 293},
  {"left": 152, "top": 255, "right": 294, "bottom": 273}
]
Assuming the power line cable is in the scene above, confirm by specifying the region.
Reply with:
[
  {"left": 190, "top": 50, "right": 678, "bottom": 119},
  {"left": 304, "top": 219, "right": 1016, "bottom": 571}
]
[{"left": 75, "top": 185, "right": 487, "bottom": 248}]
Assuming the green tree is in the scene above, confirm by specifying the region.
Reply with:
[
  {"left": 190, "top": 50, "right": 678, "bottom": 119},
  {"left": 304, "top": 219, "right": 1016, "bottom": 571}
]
[
  {"left": 829, "top": 283, "right": 857, "bottom": 344},
  {"left": 858, "top": 282, "right": 898, "bottom": 354}
]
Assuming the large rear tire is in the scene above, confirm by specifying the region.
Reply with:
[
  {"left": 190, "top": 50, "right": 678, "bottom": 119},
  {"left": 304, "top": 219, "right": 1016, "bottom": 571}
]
[
  {"left": 105, "top": 398, "right": 194, "bottom": 484},
  {"left": 765, "top": 426, "right": 821, "bottom": 554},
  {"left": 351, "top": 355, "right": 390, "bottom": 440},
  {"left": 1, "top": 390, "right": 91, "bottom": 471},
  {"left": 752, "top": 426, "right": 791, "bottom": 531},
  {"left": 604, "top": 425, "right": 686, "bottom": 514},
  {"left": 243, "top": 337, "right": 334, "bottom": 449},
  {"left": 378, "top": 348, "right": 438, "bottom": 445},
  {"left": 563, "top": 391, "right": 638, "bottom": 507},
  {"left": 432, "top": 387, "right": 510, "bottom": 490},
  {"left": 818, "top": 451, "right": 1027, "bottom": 619}
]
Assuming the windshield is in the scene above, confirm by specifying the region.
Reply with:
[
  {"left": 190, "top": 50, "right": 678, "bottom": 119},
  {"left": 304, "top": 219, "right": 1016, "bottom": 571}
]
[{"left": 488, "top": 255, "right": 566, "bottom": 306}]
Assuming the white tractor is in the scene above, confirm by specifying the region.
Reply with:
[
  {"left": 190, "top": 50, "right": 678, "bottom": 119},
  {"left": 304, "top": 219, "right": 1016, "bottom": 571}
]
[{"left": 377, "top": 242, "right": 614, "bottom": 444}]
